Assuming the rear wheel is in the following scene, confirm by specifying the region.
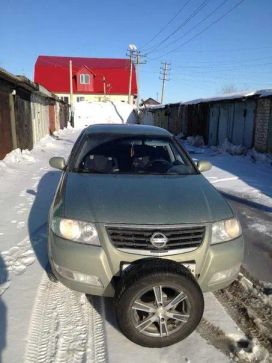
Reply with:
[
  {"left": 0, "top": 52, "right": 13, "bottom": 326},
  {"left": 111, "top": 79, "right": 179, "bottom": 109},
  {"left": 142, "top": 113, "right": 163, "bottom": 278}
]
[{"left": 115, "top": 260, "right": 204, "bottom": 347}]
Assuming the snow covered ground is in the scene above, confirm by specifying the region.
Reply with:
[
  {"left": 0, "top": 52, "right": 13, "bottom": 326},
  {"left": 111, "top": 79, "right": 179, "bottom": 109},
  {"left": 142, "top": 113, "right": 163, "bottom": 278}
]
[
  {"left": 184, "top": 141, "right": 272, "bottom": 212},
  {"left": 0, "top": 126, "right": 271, "bottom": 362}
]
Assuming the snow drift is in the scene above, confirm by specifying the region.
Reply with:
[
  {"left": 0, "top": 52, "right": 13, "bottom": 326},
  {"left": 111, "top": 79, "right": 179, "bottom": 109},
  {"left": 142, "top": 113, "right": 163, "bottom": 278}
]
[{"left": 73, "top": 101, "right": 138, "bottom": 128}]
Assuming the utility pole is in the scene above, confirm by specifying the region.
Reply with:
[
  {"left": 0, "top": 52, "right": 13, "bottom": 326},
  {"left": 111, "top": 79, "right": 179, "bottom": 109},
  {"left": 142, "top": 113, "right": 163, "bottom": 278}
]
[
  {"left": 134, "top": 50, "right": 146, "bottom": 109},
  {"left": 127, "top": 44, "right": 147, "bottom": 107},
  {"left": 159, "top": 62, "right": 171, "bottom": 104},
  {"left": 69, "top": 60, "right": 73, "bottom": 114},
  {"left": 102, "top": 76, "right": 106, "bottom": 101},
  {"left": 127, "top": 44, "right": 137, "bottom": 105}
]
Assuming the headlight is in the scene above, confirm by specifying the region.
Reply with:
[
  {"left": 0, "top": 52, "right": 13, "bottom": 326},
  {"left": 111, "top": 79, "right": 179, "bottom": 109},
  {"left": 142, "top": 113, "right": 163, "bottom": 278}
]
[
  {"left": 51, "top": 217, "right": 100, "bottom": 246},
  {"left": 211, "top": 218, "right": 241, "bottom": 244}
]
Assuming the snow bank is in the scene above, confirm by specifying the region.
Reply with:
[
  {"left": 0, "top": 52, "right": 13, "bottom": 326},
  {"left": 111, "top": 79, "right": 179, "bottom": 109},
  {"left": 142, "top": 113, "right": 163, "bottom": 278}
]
[
  {"left": 248, "top": 148, "right": 272, "bottom": 164},
  {"left": 0, "top": 149, "right": 35, "bottom": 171},
  {"left": 219, "top": 138, "right": 247, "bottom": 155},
  {"left": 186, "top": 136, "right": 272, "bottom": 161},
  {"left": 0, "top": 126, "right": 77, "bottom": 174},
  {"left": 73, "top": 101, "right": 138, "bottom": 128},
  {"left": 186, "top": 135, "right": 205, "bottom": 147},
  {"left": 215, "top": 139, "right": 272, "bottom": 161}
]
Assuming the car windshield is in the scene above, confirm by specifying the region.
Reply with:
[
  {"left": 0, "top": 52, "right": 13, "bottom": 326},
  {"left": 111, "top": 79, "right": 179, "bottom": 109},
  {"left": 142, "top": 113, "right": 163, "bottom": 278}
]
[{"left": 71, "top": 134, "right": 197, "bottom": 175}]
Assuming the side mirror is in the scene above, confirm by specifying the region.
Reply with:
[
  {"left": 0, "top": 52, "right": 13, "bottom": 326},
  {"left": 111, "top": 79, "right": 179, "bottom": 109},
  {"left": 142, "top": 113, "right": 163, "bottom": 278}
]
[
  {"left": 197, "top": 160, "right": 212, "bottom": 173},
  {"left": 49, "top": 157, "right": 66, "bottom": 170}
]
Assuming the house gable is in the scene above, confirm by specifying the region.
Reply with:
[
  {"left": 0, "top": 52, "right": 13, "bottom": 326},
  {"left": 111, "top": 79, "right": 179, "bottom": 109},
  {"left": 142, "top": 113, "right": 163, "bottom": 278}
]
[{"left": 76, "top": 66, "right": 95, "bottom": 92}]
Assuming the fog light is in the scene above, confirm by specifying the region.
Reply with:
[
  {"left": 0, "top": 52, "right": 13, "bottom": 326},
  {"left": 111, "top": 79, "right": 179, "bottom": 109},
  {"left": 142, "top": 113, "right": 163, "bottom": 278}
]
[
  {"left": 54, "top": 263, "right": 103, "bottom": 287},
  {"left": 209, "top": 264, "right": 240, "bottom": 284}
]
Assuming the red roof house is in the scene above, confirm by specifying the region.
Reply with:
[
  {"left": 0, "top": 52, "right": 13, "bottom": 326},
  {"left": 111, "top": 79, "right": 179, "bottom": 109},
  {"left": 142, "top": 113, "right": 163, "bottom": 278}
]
[{"left": 34, "top": 55, "right": 138, "bottom": 101}]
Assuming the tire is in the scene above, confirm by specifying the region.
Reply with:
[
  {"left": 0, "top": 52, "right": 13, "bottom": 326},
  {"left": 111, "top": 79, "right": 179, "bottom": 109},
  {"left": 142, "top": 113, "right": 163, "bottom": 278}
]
[{"left": 115, "top": 259, "right": 204, "bottom": 348}]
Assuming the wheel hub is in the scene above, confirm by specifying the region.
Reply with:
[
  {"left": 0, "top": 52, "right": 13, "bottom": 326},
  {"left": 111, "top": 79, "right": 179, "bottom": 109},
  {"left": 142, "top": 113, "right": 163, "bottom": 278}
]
[
  {"left": 131, "top": 285, "right": 190, "bottom": 338},
  {"left": 156, "top": 306, "right": 165, "bottom": 318}
]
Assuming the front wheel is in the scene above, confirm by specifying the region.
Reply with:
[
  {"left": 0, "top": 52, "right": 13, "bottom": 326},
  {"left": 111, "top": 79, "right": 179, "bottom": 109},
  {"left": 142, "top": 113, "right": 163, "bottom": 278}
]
[{"left": 115, "top": 260, "right": 204, "bottom": 347}]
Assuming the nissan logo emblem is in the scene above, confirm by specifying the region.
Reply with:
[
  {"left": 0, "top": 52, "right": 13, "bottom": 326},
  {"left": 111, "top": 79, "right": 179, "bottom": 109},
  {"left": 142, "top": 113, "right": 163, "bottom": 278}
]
[{"left": 150, "top": 232, "right": 168, "bottom": 249}]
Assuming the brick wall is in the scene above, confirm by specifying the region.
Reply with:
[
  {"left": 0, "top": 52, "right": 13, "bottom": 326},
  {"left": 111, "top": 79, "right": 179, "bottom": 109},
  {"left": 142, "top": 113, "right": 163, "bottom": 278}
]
[{"left": 254, "top": 98, "right": 271, "bottom": 152}]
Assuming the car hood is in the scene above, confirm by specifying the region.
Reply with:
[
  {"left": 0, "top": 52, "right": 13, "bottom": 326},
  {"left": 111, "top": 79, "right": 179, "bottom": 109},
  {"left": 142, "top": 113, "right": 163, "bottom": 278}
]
[{"left": 63, "top": 173, "right": 233, "bottom": 224}]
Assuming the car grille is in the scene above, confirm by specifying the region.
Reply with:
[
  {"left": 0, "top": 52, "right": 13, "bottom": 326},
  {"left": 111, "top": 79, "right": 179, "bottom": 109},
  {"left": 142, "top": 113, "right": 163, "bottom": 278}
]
[{"left": 106, "top": 225, "right": 205, "bottom": 252}]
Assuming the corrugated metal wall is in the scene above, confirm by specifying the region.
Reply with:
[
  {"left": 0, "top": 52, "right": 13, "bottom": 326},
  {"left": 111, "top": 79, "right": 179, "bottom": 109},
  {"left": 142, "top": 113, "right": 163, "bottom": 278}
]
[{"left": 208, "top": 100, "right": 256, "bottom": 148}]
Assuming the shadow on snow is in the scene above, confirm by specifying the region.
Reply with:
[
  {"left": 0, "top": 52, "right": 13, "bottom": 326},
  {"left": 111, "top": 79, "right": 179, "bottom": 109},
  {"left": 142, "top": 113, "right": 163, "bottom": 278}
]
[
  {"left": 27, "top": 170, "right": 62, "bottom": 272},
  {"left": 0, "top": 255, "right": 8, "bottom": 361}
]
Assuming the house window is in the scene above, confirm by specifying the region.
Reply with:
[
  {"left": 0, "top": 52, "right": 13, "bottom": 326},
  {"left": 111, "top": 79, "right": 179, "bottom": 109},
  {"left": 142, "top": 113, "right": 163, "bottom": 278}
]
[
  {"left": 76, "top": 97, "right": 85, "bottom": 102},
  {"left": 60, "top": 96, "right": 69, "bottom": 103},
  {"left": 80, "top": 74, "right": 90, "bottom": 84}
]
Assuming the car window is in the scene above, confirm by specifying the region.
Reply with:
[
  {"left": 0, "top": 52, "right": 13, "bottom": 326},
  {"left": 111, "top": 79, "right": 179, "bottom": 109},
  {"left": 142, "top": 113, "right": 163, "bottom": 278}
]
[{"left": 71, "top": 134, "right": 197, "bottom": 175}]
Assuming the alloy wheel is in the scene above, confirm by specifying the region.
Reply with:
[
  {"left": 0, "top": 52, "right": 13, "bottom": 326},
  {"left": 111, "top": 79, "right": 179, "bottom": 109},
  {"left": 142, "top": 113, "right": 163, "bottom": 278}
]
[{"left": 131, "top": 285, "right": 191, "bottom": 338}]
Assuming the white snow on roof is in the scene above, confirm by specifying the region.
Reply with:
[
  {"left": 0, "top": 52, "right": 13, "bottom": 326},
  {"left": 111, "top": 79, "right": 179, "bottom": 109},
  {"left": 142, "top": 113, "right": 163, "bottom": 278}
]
[
  {"left": 181, "top": 89, "right": 272, "bottom": 105},
  {"left": 141, "top": 104, "right": 165, "bottom": 110}
]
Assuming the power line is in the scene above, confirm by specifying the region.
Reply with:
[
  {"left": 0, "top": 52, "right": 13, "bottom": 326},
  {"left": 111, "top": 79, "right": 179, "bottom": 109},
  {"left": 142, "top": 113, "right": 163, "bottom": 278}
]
[
  {"left": 145, "top": 0, "right": 209, "bottom": 54},
  {"left": 147, "top": 0, "right": 230, "bottom": 56},
  {"left": 173, "top": 56, "right": 272, "bottom": 66},
  {"left": 173, "top": 71, "right": 272, "bottom": 81},
  {"left": 149, "top": 0, "right": 246, "bottom": 61},
  {"left": 174, "top": 61, "right": 272, "bottom": 71},
  {"left": 140, "top": 0, "right": 192, "bottom": 50},
  {"left": 186, "top": 45, "right": 272, "bottom": 54}
]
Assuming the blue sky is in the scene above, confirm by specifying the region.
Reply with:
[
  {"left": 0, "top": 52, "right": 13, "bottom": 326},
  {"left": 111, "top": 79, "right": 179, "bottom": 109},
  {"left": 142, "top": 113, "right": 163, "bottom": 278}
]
[{"left": 1, "top": 0, "right": 272, "bottom": 103}]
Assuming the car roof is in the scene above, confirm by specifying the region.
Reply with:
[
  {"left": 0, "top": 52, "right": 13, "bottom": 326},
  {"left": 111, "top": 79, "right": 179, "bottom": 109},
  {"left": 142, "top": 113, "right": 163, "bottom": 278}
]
[{"left": 84, "top": 124, "right": 172, "bottom": 137}]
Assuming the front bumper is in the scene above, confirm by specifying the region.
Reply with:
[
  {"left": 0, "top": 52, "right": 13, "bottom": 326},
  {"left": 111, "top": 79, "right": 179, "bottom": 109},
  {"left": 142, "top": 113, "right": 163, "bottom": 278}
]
[{"left": 48, "top": 226, "right": 244, "bottom": 297}]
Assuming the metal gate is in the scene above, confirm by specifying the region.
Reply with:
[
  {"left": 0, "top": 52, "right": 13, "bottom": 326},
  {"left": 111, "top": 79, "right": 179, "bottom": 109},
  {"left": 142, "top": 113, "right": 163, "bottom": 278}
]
[
  {"left": 210, "top": 101, "right": 256, "bottom": 148},
  {"left": 0, "top": 91, "right": 13, "bottom": 159}
]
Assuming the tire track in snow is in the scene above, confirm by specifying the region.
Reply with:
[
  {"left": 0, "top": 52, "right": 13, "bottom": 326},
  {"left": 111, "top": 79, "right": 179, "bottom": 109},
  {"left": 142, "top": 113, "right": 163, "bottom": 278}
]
[
  {"left": 215, "top": 274, "right": 272, "bottom": 354},
  {"left": 24, "top": 274, "right": 107, "bottom": 363},
  {"left": 89, "top": 296, "right": 108, "bottom": 363},
  {"left": 213, "top": 270, "right": 272, "bottom": 362},
  {"left": 197, "top": 318, "right": 270, "bottom": 363}
]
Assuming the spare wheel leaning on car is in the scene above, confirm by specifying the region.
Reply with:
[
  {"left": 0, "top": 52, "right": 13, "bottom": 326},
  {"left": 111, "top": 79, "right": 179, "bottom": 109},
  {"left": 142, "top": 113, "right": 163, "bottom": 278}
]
[{"left": 115, "top": 259, "right": 204, "bottom": 348}]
